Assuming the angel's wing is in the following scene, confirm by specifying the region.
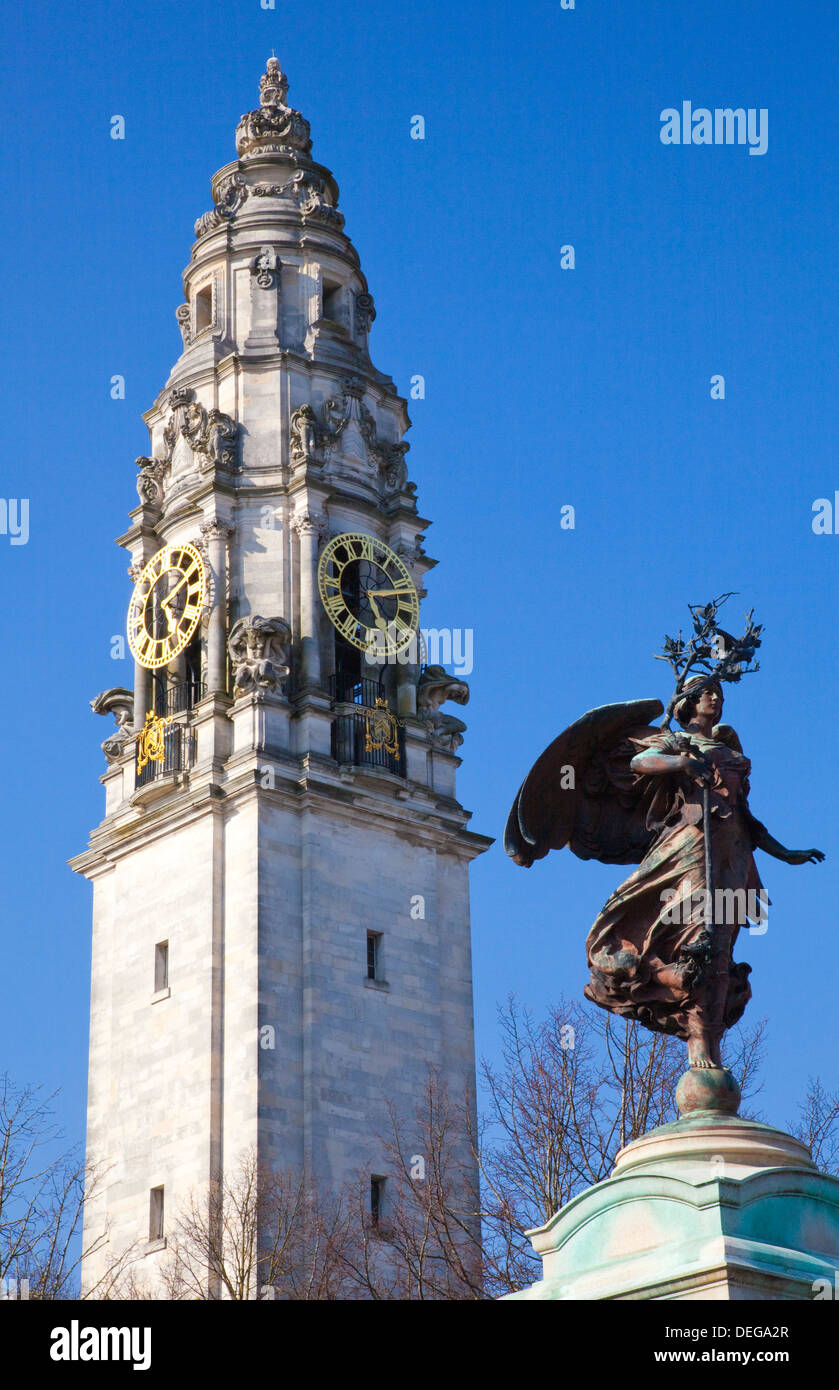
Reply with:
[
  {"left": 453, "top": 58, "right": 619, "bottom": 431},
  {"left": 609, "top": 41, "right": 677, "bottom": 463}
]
[
  {"left": 504, "top": 698, "right": 665, "bottom": 869},
  {"left": 712, "top": 722, "right": 743, "bottom": 753}
]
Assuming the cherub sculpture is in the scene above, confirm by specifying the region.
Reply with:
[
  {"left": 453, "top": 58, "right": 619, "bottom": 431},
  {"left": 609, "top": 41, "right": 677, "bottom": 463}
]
[{"left": 505, "top": 598, "right": 824, "bottom": 1084}]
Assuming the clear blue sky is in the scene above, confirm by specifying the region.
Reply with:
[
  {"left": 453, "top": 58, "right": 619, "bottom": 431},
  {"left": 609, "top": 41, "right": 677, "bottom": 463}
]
[{"left": 1, "top": 0, "right": 837, "bottom": 1148}]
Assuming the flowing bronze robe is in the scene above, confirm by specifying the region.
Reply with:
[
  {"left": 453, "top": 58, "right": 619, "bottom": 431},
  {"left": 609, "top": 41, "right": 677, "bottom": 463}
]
[{"left": 584, "top": 730, "right": 758, "bottom": 1040}]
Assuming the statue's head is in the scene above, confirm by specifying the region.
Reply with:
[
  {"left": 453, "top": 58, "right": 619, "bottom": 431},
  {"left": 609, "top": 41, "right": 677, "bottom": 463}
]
[{"left": 674, "top": 676, "right": 724, "bottom": 728}]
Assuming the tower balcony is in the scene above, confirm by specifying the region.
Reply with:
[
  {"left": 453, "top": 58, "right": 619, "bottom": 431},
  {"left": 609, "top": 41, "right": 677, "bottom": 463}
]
[
  {"left": 328, "top": 675, "right": 406, "bottom": 778},
  {"left": 135, "top": 724, "right": 197, "bottom": 790},
  {"left": 153, "top": 680, "right": 206, "bottom": 718}
]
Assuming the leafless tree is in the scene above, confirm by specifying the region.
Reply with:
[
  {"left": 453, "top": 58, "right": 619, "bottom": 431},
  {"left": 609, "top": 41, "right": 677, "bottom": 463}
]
[
  {"left": 475, "top": 996, "right": 767, "bottom": 1296},
  {"left": 336, "top": 1068, "right": 483, "bottom": 1300},
  {"left": 0, "top": 1074, "right": 113, "bottom": 1299},
  {"left": 107, "top": 1150, "right": 358, "bottom": 1300},
  {"left": 794, "top": 1078, "right": 839, "bottom": 1175}
]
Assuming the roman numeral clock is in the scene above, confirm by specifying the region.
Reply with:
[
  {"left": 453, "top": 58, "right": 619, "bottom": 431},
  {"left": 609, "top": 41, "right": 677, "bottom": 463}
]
[
  {"left": 317, "top": 532, "right": 419, "bottom": 657},
  {"left": 127, "top": 543, "right": 206, "bottom": 670}
]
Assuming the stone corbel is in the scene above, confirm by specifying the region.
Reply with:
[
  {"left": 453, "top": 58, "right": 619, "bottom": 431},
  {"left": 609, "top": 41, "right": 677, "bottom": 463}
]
[
  {"left": 417, "top": 665, "right": 470, "bottom": 752},
  {"left": 354, "top": 291, "right": 375, "bottom": 339},
  {"left": 91, "top": 687, "right": 135, "bottom": 763},
  {"left": 175, "top": 304, "right": 193, "bottom": 347}
]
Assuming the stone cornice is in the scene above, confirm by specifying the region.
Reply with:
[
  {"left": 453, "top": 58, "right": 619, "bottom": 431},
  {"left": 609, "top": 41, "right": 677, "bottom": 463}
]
[{"left": 71, "top": 739, "right": 490, "bottom": 876}]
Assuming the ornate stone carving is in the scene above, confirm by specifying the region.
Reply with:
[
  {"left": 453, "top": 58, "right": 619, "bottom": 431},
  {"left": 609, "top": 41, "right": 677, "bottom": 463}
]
[
  {"left": 259, "top": 57, "right": 288, "bottom": 106},
  {"left": 228, "top": 615, "right": 292, "bottom": 698},
  {"left": 288, "top": 379, "right": 414, "bottom": 496},
  {"left": 289, "top": 404, "right": 320, "bottom": 466},
  {"left": 321, "top": 377, "right": 377, "bottom": 466},
  {"left": 91, "top": 687, "right": 134, "bottom": 763},
  {"left": 417, "top": 666, "right": 470, "bottom": 715},
  {"left": 355, "top": 292, "right": 376, "bottom": 334},
  {"left": 291, "top": 510, "right": 327, "bottom": 540},
  {"left": 298, "top": 174, "right": 345, "bottom": 228},
  {"left": 424, "top": 713, "right": 467, "bottom": 753},
  {"left": 235, "top": 57, "right": 312, "bottom": 159},
  {"left": 253, "top": 245, "right": 279, "bottom": 288},
  {"left": 380, "top": 441, "right": 411, "bottom": 495},
  {"left": 199, "top": 519, "right": 234, "bottom": 545},
  {"left": 251, "top": 182, "right": 289, "bottom": 198},
  {"left": 163, "top": 389, "right": 239, "bottom": 472},
  {"left": 194, "top": 171, "right": 247, "bottom": 239},
  {"left": 417, "top": 665, "right": 470, "bottom": 752},
  {"left": 176, "top": 304, "right": 193, "bottom": 347},
  {"left": 251, "top": 170, "right": 344, "bottom": 227},
  {"left": 204, "top": 409, "right": 238, "bottom": 469},
  {"left": 135, "top": 456, "right": 168, "bottom": 508}
]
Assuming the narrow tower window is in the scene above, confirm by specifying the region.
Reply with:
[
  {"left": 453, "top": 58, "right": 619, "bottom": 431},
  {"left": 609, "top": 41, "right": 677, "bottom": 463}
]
[
  {"left": 366, "top": 931, "right": 381, "bottom": 981},
  {"left": 322, "top": 279, "right": 342, "bottom": 323},
  {"left": 195, "top": 284, "right": 213, "bottom": 333},
  {"left": 370, "top": 1175, "right": 386, "bottom": 1227},
  {"left": 149, "top": 1186, "right": 165, "bottom": 1242},
  {"left": 154, "top": 941, "right": 169, "bottom": 993}
]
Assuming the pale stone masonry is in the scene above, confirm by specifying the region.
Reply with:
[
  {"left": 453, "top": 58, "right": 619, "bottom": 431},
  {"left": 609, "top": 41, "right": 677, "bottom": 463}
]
[{"left": 71, "top": 59, "right": 491, "bottom": 1296}]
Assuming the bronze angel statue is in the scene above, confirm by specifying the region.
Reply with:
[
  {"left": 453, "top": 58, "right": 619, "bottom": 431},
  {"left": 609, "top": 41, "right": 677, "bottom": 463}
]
[{"left": 505, "top": 599, "right": 824, "bottom": 1078}]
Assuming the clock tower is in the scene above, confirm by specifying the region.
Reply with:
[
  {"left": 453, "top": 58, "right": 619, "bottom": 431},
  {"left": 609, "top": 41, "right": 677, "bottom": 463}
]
[{"left": 71, "top": 59, "right": 490, "bottom": 1295}]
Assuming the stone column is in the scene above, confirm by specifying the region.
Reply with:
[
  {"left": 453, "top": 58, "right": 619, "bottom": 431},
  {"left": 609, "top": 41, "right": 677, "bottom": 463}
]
[
  {"left": 129, "top": 562, "right": 152, "bottom": 731},
  {"left": 293, "top": 512, "right": 325, "bottom": 690},
  {"left": 133, "top": 659, "right": 151, "bottom": 731},
  {"left": 201, "top": 520, "right": 234, "bottom": 696}
]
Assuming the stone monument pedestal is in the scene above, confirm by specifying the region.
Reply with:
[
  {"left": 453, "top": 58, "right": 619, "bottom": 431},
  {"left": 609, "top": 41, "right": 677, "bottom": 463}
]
[{"left": 506, "top": 1107, "right": 839, "bottom": 1301}]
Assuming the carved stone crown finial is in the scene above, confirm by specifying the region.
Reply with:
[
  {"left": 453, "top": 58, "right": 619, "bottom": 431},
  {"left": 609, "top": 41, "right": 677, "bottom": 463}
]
[
  {"left": 259, "top": 57, "right": 289, "bottom": 108},
  {"left": 235, "top": 58, "right": 312, "bottom": 159}
]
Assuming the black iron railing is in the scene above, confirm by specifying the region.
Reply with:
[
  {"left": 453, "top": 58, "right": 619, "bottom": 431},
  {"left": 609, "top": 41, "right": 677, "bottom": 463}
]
[
  {"left": 135, "top": 725, "right": 196, "bottom": 789},
  {"left": 329, "top": 673, "right": 386, "bottom": 707},
  {"left": 330, "top": 707, "right": 406, "bottom": 778},
  {"left": 154, "top": 681, "right": 206, "bottom": 717}
]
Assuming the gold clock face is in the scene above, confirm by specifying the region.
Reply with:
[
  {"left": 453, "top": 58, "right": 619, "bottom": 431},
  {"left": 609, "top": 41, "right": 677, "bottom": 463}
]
[
  {"left": 317, "top": 532, "right": 419, "bottom": 656},
  {"left": 127, "top": 543, "right": 206, "bottom": 670}
]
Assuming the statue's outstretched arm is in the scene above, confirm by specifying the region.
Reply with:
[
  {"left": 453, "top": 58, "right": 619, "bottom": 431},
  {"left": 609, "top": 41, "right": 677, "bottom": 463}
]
[
  {"left": 746, "top": 811, "right": 824, "bottom": 866},
  {"left": 630, "top": 749, "right": 709, "bottom": 781}
]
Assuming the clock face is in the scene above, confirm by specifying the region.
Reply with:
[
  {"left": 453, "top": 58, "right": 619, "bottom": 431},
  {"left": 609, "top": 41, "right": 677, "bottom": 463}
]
[
  {"left": 127, "top": 543, "right": 206, "bottom": 670},
  {"left": 317, "top": 532, "right": 419, "bottom": 657}
]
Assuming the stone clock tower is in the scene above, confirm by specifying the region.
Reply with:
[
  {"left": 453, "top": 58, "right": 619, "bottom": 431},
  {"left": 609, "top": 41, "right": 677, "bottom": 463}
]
[{"left": 71, "top": 59, "right": 490, "bottom": 1294}]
